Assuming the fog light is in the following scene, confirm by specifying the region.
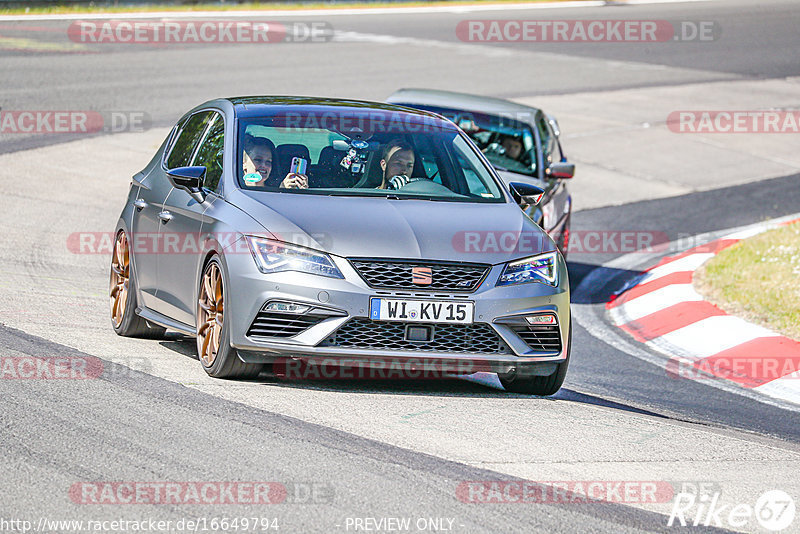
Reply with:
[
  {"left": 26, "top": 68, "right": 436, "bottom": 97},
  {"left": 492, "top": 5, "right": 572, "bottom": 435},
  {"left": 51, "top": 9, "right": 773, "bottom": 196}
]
[
  {"left": 265, "top": 301, "right": 311, "bottom": 314},
  {"left": 525, "top": 314, "right": 557, "bottom": 325}
]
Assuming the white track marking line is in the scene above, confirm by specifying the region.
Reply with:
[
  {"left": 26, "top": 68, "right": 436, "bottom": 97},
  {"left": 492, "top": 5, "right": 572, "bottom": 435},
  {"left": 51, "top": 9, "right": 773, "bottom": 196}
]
[
  {"left": 331, "top": 29, "right": 690, "bottom": 76},
  {"left": 572, "top": 301, "right": 800, "bottom": 412},
  {"left": 724, "top": 227, "right": 771, "bottom": 240},
  {"left": 649, "top": 316, "right": 781, "bottom": 361},
  {"left": 614, "top": 283, "right": 702, "bottom": 323},
  {"left": 572, "top": 211, "right": 800, "bottom": 411},
  {"left": 755, "top": 371, "right": 800, "bottom": 406},
  {"left": 0, "top": 1, "right": 718, "bottom": 22},
  {"left": 332, "top": 30, "right": 517, "bottom": 58},
  {"left": 639, "top": 252, "right": 714, "bottom": 284}
]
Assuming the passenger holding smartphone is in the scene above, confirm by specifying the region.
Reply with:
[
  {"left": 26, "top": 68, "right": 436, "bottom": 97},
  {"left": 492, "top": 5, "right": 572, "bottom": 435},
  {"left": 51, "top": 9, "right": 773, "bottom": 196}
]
[
  {"left": 242, "top": 135, "right": 308, "bottom": 189},
  {"left": 282, "top": 156, "right": 309, "bottom": 189}
]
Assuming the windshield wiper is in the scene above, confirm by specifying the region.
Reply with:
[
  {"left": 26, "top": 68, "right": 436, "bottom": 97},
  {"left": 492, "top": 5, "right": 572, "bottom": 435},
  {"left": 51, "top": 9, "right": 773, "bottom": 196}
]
[{"left": 381, "top": 194, "right": 444, "bottom": 201}]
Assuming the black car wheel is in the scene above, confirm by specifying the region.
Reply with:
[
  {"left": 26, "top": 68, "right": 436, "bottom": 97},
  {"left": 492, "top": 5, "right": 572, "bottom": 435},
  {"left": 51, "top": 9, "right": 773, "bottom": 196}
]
[
  {"left": 110, "top": 230, "right": 166, "bottom": 339},
  {"left": 196, "top": 255, "right": 262, "bottom": 379},
  {"left": 499, "top": 321, "right": 571, "bottom": 396}
]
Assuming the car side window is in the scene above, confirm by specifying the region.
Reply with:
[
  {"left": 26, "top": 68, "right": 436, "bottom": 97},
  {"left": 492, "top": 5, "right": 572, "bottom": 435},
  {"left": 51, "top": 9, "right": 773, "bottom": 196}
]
[
  {"left": 191, "top": 113, "right": 225, "bottom": 193},
  {"left": 546, "top": 121, "right": 563, "bottom": 163},
  {"left": 166, "top": 111, "right": 214, "bottom": 169},
  {"left": 536, "top": 117, "right": 554, "bottom": 167},
  {"left": 412, "top": 135, "right": 441, "bottom": 183}
]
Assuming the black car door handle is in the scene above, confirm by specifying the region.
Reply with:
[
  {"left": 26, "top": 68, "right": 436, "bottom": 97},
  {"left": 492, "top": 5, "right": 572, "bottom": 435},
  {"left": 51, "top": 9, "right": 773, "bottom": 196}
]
[{"left": 158, "top": 211, "right": 173, "bottom": 223}]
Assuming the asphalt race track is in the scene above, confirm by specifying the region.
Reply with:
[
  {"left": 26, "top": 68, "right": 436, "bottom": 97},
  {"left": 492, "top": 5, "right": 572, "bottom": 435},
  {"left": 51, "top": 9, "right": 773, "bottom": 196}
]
[{"left": 1, "top": 0, "right": 799, "bottom": 532}]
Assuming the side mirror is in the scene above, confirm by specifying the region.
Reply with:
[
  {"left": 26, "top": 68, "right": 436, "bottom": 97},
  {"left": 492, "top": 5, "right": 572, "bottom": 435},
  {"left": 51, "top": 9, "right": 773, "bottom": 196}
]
[
  {"left": 508, "top": 182, "right": 545, "bottom": 210},
  {"left": 167, "top": 166, "right": 207, "bottom": 203},
  {"left": 547, "top": 161, "right": 575, "bottom": 179}
]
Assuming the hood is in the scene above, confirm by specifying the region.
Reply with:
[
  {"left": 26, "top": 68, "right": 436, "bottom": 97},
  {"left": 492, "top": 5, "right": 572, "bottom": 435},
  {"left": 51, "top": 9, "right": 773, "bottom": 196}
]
[{"left": 227, "top": 189, "right": 555, "bottom": 264}]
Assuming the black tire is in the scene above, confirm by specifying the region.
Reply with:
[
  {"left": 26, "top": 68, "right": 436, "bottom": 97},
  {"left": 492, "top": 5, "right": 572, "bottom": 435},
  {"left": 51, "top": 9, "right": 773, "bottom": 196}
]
[
  {"left": 197, "top": 256, "right": 262, "bottom": 379},
  {"left": 556, "top": 217, "right": 570, "bottom": 259},
  {"left": 110, "top": 230, "right": 166, "bottom": 339},
  {"left": 499, "top": 320, "right": 571, "bottom": 395}
]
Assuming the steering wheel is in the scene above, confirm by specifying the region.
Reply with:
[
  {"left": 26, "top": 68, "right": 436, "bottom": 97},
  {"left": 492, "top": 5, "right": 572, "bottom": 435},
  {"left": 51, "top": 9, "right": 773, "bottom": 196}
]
[{"left": 392, "top": 177, "right": 454, "bottom": 195}]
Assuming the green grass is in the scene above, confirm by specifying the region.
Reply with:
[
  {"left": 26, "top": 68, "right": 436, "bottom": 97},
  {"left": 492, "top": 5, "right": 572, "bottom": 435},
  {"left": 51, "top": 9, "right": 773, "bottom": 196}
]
[
  {"left": 1, "top": 0, "right": 576, "bottom": 16},
  {"left": 695, "top": 221, "right": 800, "bottom": 341}
]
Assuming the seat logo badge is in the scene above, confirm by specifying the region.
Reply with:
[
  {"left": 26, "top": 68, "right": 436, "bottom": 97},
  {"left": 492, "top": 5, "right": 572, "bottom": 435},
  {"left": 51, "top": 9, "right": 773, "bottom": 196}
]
[{"left": 412, "top": 266, "right": 433, "bottom": 285}]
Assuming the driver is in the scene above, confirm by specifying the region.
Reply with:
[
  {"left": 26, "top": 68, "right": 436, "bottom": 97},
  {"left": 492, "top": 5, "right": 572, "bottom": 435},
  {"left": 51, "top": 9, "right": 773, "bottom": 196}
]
[
  {"left": 499, "top": 134, "right": 524, "bottom": 161},
  {"left": 377, "top": 139, "right": 416, "bottom": 190}
]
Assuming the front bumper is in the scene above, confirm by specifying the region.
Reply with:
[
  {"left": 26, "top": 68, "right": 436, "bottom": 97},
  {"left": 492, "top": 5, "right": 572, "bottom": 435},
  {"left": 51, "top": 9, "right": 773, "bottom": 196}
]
[{"left": 223, "top": 245, "right": 570, "bottom": 374}]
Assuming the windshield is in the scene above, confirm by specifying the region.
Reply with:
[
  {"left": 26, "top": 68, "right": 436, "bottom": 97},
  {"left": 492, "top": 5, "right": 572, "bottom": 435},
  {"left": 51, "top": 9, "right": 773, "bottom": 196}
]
[
  {"left": 391, "top": 104, "right": 539, "bottom": 178},
  {"left": 236, "top": 112, "right": 505, "bottom": 203}
]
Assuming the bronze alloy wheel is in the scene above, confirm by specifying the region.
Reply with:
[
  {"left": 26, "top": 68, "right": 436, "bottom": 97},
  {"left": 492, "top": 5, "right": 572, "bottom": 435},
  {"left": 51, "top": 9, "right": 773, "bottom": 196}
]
[
  {"left": 109, "top": 231, "right": 130, "bottom": 328},
  {"left": 197, "top": 261, "right": 224, "bottom": 366}
]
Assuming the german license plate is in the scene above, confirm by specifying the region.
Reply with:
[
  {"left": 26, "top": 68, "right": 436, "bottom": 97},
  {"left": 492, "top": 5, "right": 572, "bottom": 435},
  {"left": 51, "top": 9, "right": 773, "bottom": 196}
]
[{"left": 369, "top": 298, "right": 473, "bottom": 324}]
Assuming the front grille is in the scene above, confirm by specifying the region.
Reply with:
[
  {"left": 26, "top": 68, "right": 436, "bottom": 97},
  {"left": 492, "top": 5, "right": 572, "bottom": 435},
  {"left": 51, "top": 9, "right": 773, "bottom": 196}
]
[
  {"left": 512, "top": 325, "right": 562, "bottom": 352},
  {"left": 322, "top": 318, "right": 511, "bottom": 354},
  {"left": 349, "top": 259, "right": 490, "bottom": 292},
  {"left": 247, "top": 310, "right": 331, "bottom": 338}
]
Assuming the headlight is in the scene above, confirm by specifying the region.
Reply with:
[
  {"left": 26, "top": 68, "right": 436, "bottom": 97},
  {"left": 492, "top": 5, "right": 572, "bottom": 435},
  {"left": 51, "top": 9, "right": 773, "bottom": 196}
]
[
  {"left": 245, "top": 236, "right": 343, "bottom": 279},
  {"left": 496, "top": 251, "right": 558, "bottom": 287}
]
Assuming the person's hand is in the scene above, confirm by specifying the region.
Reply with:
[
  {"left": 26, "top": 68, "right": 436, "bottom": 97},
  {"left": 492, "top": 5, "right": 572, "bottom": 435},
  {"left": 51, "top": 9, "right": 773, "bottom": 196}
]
[
  {"left": 280, "top": 173, "right": 308, "bottom": 189},
  {"left": 388, "top": 174, "right": 411, "bottom": 190}
]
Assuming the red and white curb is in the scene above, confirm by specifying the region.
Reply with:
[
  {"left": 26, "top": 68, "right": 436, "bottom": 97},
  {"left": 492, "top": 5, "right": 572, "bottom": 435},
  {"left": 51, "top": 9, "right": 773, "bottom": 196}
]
[{"left": 607, "top": 216, "right": 800, "bottom": 406}]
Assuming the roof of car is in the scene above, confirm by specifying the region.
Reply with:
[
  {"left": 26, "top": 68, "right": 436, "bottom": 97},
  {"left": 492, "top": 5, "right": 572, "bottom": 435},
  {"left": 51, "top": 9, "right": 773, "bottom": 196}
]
[
  {"left": 386, "top": 88, "right": 542, "bottom": 121},
  {"left": 224, "top": 96, "right": 449, "bottom": 121}
]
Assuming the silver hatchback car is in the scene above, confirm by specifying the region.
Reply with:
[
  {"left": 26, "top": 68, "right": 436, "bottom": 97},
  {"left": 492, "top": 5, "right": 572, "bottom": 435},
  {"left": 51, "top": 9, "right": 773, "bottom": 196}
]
[{"left": 110, "top": 97, "right": 571, "bottom": 395}]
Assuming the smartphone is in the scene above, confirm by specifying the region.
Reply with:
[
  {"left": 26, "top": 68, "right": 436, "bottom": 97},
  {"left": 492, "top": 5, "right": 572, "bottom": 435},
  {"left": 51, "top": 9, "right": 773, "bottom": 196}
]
[{"left": 290, "top": 157, "right": 308, "bottom": 175}]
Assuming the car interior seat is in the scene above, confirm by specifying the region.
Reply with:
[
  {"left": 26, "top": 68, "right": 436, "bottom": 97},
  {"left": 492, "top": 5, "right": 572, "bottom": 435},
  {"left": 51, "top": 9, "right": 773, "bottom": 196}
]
[
  {"left": 310, "top": 146, "right": 360, "bottom": 188},
  {"left": 274, "top": 144, "right": 311, "bottom": 179}
]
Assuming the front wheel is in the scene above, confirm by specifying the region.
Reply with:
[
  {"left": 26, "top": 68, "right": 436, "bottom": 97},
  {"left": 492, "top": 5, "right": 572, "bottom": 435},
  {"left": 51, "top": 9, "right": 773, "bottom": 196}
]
[
  {"left": 499, "top": 321, "right": 571, "bottom": 395},
  {"left": 196, "top": 256, "right": 262, "bottom": 379}
]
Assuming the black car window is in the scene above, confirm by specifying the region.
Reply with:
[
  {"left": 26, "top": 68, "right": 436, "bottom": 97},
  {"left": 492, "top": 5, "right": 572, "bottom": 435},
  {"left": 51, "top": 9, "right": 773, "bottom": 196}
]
[
  {"left": 166, "top": 111, "right": 213, "bottom": 169},
  {"left": 191, "top": 113, "right": 225, "bottom": 193},
  {"left": 536, "top": 116, "right": 555, "bottom": 167},
  {"left": 546, "top": 120, "right": 563, "bottom": 163}
]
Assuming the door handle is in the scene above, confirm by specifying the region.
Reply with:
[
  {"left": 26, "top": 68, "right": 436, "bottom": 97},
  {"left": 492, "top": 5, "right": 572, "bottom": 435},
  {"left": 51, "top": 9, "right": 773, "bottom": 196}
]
[
  {"left": 158, "top": 211, "right": 173, "bottom": 223},
  {"left": 133, "top": 199, "right": 147, "bottom": 211}
]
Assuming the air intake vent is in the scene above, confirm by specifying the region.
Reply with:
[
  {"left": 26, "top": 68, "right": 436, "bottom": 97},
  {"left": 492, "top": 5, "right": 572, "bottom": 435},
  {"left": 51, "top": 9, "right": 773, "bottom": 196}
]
[
  {"left": 322, "top": 318, "right": 511, "bottom": 354},
  {"left": 246, "top": 303, "right": 346, "bottom": 339},
  {"left": 511, "top": 325, "right": 562, "bottom": 352}
]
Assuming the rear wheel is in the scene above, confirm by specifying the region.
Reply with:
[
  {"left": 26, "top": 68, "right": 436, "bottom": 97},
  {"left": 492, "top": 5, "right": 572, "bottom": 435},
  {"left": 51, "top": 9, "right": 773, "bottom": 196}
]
[
  {"left": 197, "top": 256, "right": 262, "bottom": 379},
  {"left": 499, "top": 321, "right": 571, "bottom": 395},
  {"left": 109, "top": 230, "right": 166, "bottom": 339}
]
